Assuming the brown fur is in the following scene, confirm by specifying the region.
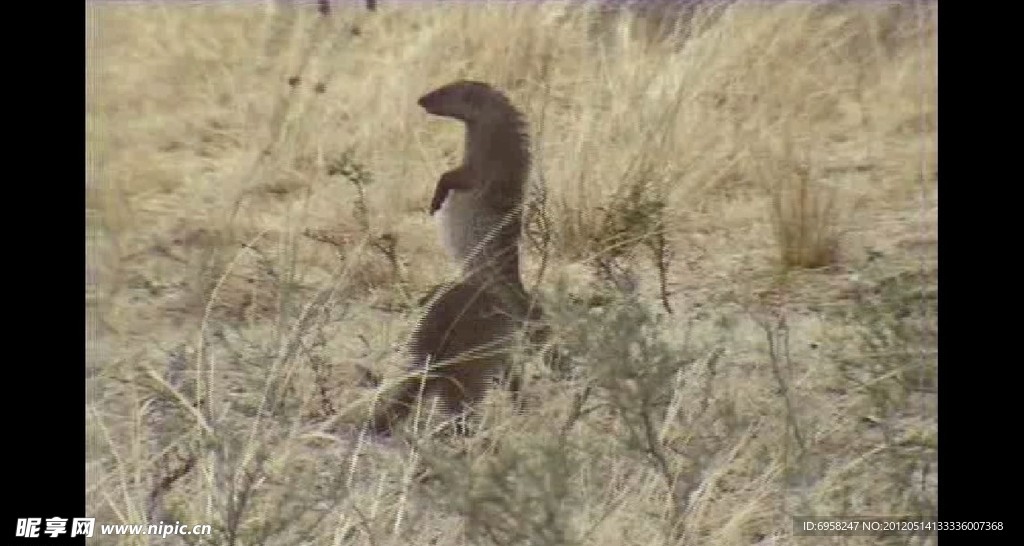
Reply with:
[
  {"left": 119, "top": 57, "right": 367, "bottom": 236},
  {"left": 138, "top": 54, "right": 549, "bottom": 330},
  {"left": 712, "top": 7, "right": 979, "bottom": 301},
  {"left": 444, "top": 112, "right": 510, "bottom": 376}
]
[
  {"left": 368, "top": 81, "right": 545, "bottom": 434},
  {"left": 369, "top": 278, "right": 543, "bottom": 433},
  {"left": 418, "top": 80, "right": 531, "bottom": 283}
]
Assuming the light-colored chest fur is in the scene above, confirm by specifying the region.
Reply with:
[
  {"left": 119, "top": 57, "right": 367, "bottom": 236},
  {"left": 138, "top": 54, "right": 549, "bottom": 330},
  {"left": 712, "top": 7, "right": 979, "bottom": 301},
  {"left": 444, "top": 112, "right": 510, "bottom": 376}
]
[{"left": 436, "top": 188, "right": 495, "bottom": 267}]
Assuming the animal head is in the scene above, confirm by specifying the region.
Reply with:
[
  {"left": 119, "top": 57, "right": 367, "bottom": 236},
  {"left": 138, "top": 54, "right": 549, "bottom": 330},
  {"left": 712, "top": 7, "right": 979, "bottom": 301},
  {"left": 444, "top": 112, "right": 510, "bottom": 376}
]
[{"left": 417, "top": 80, "right": 507, "bottom": 123}]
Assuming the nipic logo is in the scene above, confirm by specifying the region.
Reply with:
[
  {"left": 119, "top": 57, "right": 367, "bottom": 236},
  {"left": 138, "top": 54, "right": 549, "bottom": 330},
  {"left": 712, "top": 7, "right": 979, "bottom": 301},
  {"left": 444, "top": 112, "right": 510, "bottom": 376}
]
[{"left": 15, "top": 517, "right": 94, "bottom": 538}]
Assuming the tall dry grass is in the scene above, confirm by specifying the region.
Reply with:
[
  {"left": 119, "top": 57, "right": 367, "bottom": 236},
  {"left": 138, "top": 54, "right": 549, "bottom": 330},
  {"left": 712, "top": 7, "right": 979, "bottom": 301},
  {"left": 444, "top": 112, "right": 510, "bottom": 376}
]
[{"left": 87, "top": 2, "right": 937, "bottom": 545}]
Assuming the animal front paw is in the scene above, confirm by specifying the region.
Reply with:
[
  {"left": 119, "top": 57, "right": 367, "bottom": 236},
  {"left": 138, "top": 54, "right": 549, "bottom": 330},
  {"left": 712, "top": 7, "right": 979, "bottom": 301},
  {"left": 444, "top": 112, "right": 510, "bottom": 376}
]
[{"left": 429, "top": 186, "right": 449, "bottom": 215}]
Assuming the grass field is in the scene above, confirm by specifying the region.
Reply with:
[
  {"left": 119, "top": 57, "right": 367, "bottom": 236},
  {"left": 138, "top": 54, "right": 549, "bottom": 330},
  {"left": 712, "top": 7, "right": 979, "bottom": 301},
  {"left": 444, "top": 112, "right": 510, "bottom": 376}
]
[{"left": 86, "top": 1, "right": 937, "bottom": 544}]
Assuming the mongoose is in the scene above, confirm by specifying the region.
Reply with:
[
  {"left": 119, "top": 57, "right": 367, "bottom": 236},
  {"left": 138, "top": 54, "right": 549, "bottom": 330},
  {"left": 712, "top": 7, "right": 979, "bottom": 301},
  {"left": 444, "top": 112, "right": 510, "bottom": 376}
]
[
  {"left": 420, "top": 80, "right": 530, "bottom": 284},
  {"left": 369, "top": 81, "right": 544, "bottom": 434}
]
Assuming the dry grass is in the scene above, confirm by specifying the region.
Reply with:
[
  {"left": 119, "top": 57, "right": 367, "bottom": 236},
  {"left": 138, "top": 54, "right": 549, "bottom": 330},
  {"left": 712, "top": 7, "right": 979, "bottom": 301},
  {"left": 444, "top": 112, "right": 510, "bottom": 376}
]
[{"left": 86, "top": 1, "right": 937, "bottom": 545}]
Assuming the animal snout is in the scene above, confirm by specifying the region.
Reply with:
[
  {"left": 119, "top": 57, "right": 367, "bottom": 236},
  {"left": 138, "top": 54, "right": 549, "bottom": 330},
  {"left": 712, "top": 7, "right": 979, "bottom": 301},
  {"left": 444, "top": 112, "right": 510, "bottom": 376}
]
[{"left": 418, "top": 91, "right": 446, "bottom": 114}]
